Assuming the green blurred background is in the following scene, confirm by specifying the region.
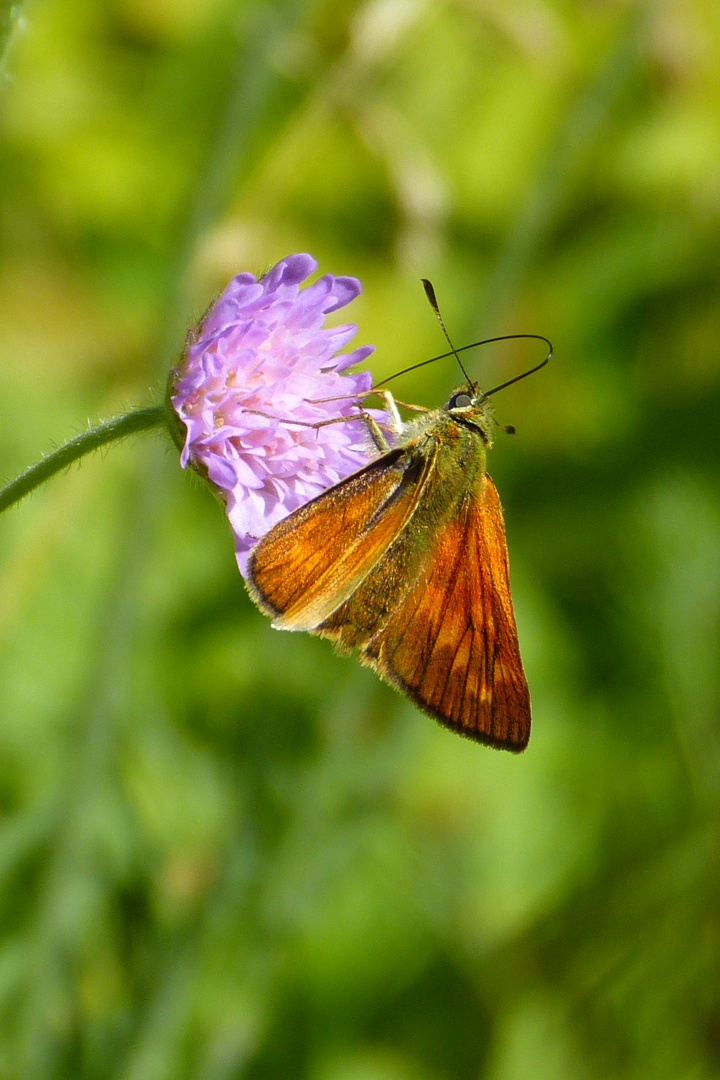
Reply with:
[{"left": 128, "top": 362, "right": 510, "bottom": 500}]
[{"left": 1, "top": 0, "right": 719, "bottom": 1077}]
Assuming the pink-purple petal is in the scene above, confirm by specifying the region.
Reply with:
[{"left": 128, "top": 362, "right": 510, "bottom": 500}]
[{"left": 171, "top": 254, "right": 384, "bottom": 577}]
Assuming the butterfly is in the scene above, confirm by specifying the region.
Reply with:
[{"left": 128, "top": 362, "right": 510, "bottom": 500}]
[{"left": 245, "top": 284, "right": 550, "bottom": 752}]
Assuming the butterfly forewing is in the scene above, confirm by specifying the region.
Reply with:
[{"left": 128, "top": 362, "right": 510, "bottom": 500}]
[{"left": 247, "top": 446, "right": 432, "bottom": 630}]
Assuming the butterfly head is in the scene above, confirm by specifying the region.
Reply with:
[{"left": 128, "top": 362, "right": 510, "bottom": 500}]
[{"left": 444, "top": 384, "right": 496, "bottom": 446}]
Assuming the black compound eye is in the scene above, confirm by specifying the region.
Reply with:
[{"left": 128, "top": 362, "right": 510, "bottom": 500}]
[{"left": 448, "top": 391, "right": 473, "bottom": 410}]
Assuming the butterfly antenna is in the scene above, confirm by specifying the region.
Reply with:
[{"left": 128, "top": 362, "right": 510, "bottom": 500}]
[
  {"left": 374, "top": 334, "right": 552, "bottom": 389},
  {"left": 421, "top": 279, "right": 475, "bottom": 389}
]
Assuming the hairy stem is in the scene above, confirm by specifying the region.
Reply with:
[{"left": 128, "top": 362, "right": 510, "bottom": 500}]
[{"left": 0, "top": 404, "right": 168, "bottom": 514}]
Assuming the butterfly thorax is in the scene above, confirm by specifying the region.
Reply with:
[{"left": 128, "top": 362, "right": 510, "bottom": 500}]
[{"left": 387, "top": 384, "right": 495, "bottom": 537}]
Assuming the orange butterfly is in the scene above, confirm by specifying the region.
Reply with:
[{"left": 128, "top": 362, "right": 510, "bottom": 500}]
[{"left": 246, "top": 284, "right": 550, "bottom": 752}]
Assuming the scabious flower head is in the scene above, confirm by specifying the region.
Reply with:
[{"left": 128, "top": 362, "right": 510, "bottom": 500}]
[{"left": 171, "top": 253, "right": 383, "bottom": 575}]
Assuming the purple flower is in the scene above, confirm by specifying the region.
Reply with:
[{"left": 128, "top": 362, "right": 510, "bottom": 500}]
[{"left": 172, "top": 254, "right": 384, "bottom": 575}]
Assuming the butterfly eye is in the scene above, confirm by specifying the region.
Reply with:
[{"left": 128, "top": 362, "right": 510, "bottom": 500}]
[{"left": 448, "top": 392, "right": 473, "bottom": 410}]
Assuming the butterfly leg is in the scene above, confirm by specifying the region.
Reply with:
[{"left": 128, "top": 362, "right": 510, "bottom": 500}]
[
  {"left": 241, "top": 389, "right": 426, "bottom": 453},
  {"left": 353, "top": 388, "right": 404, "bottom": 452},
  {"left": 240, "top": 408, "right": 365, "bottom": 431},
  {"left": 239, "top": 406, "right": 397, "bottom": 457},
  {"left": 357, "top": 405, "right": 392, "bottom": 452}
]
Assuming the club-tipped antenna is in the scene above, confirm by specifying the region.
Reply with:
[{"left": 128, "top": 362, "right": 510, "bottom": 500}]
[{"left": 421, "top": 279, "right": 475, "bottom": 389}]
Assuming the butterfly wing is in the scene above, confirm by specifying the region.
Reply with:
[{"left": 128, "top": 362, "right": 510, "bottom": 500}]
[
  {"left": 246, "top": 445, "right": 433, "bottom": 631},
  {"left": 320, "top": 474, "right": 531, "bottom": 750}
]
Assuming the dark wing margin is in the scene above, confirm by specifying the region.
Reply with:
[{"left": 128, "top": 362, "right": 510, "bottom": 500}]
[
  {"left": 246, "top": 447, "right": 432, "bottom": 631},
  {"left": 360, "top": 474, "right": 531, "bottom": 751}
]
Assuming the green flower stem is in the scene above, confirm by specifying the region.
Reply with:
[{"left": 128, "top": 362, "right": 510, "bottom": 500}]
[{"left": 0, "top": 403, "right": 168, "bottom": 515}]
